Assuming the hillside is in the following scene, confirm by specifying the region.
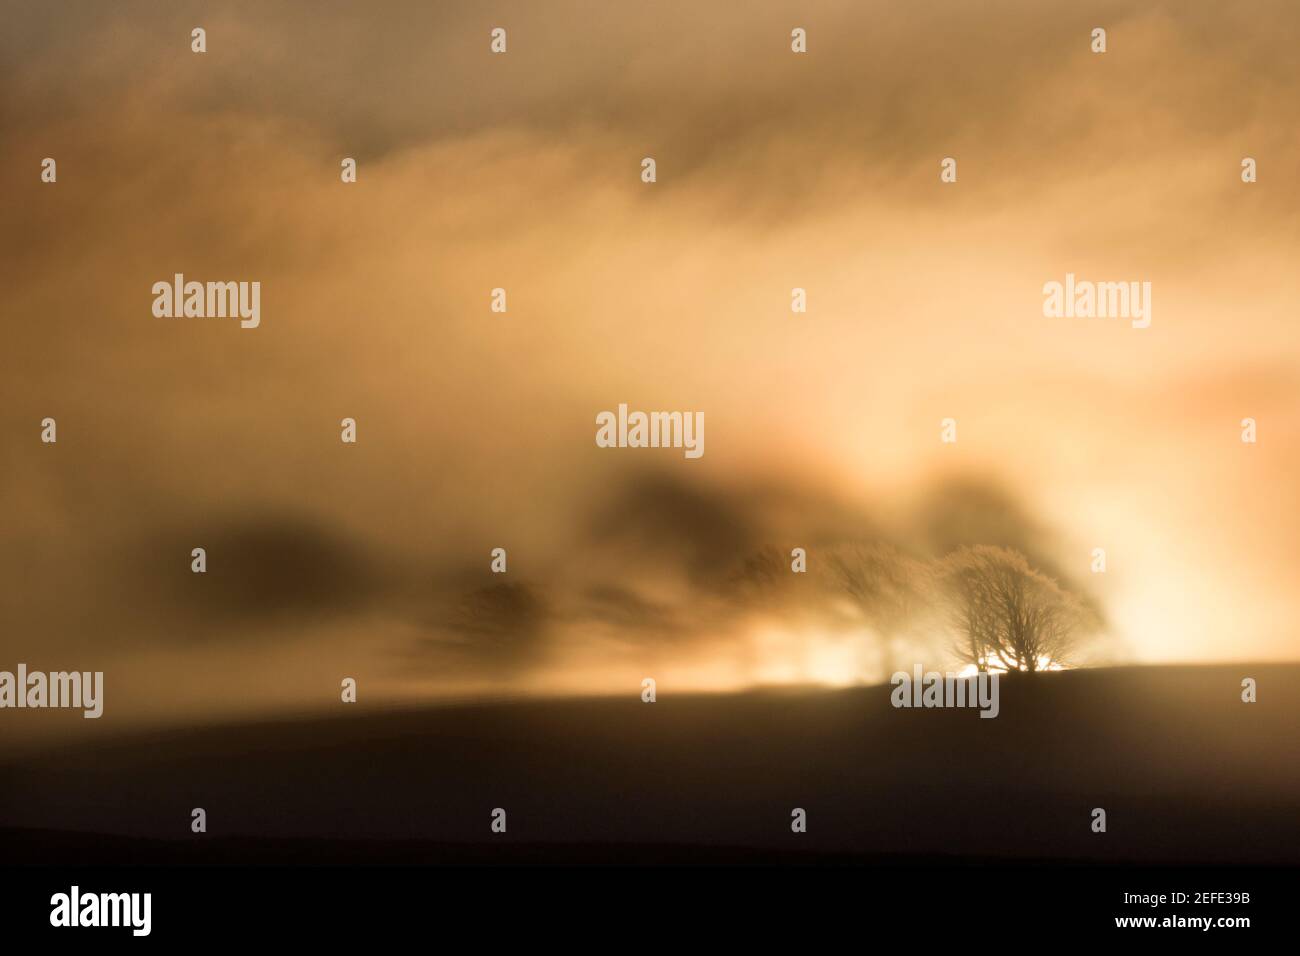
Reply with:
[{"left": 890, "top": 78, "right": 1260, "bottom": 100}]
[{"left": 3, "top": 663, "right": 1296, "bottom": 864}]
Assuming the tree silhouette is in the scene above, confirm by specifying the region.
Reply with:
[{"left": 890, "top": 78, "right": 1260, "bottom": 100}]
[
  {"left": 829, "top": 542, "right": 929, "bottom": 676},
  {"left": 937, "top": 545, "right": 1085, "bottom": 672}
]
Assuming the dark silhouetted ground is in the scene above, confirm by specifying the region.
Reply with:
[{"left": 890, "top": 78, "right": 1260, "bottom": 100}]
[{"left": 3, "top": 664, "right": 1296, "bottom": 864}]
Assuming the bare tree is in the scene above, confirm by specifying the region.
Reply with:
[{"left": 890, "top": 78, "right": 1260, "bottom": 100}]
[
  {"left": 937, "top": 550, "right": 999, "bottom": 671},
  {"left": 828, "top": 542, "right": 929, "bottom": 676},
  {"left": 937, "top": 546, "right": 1086, "bottom": 672}
]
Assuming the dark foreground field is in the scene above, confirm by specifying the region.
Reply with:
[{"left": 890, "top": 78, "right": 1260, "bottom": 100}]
[{"left": 2, "top": 663, "right": 1297, "bottom": 865}]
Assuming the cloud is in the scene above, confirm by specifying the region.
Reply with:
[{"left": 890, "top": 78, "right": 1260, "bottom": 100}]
[
  {"left": 1, "top": 0, "right": 1297, "bottom": 737},
  {"left": 140, "top": 511, "right": 384, "bottom": 634}
]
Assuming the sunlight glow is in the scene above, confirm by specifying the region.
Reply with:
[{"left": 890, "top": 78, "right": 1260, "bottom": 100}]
[{"left": 959, "top": 656, "right": 1065, "bottom": 677}]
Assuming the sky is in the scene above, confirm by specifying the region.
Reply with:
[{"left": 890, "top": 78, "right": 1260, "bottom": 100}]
[{"left": 2, "top": 0, "right": 1298, "bottom": 742}]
